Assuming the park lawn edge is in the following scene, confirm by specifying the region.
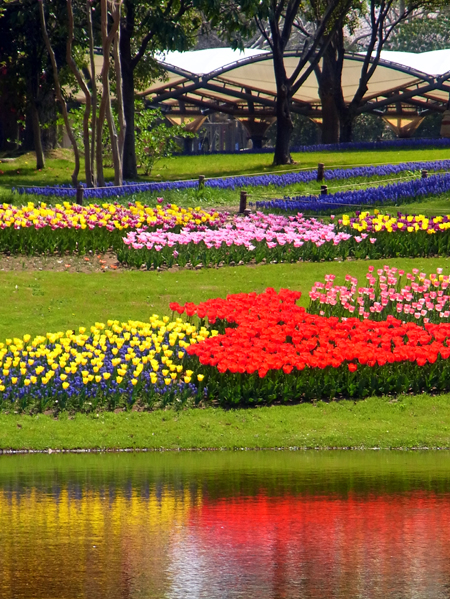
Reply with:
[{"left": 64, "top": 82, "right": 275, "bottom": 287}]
[{"left": 1, "top": 393, "right": 450, "bottom": 451}]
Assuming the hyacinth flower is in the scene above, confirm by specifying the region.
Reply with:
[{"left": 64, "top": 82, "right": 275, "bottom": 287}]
[
  {"left": 17, "top": 157, "right": 450, "bottom": 198},
  {"left": 254, "top": 173, "right": 450, "bottom": 213},
  {"left": 0, "top": 316, "right": 216, "bottom": 413}
]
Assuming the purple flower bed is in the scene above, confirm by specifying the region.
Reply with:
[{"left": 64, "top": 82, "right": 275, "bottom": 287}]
[
  {"left": 15, "top": 179, "right": 199, "bottom": 200},
  {"left": 253, "top": 173, "right": 450, "bottom": 212},
  {"left": 16, "top": 160, "right": 450, "bottom": 200}
]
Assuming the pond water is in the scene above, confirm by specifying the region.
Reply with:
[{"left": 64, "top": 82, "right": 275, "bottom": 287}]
[{"left": 1, "top": 451, "right": 450, "bottom": 599}]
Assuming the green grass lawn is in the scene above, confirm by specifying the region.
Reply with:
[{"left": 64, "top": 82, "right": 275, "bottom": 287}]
[
  {"left": 2, "top": 147, "right": 450, "bottom": 200},
  {"left": 1, "top": 258, "right": 450, "bottom": 339},
  {"left": 2, "top": 149, "right": 450, "bottom": 450},
  {"left": 1, "top": 393, "right": 449, "bottom": 450},
  {"left": 2, "top": 147, "right": 450, "bottom": 211}
]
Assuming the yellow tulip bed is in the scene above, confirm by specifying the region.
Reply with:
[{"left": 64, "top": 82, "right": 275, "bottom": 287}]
[
  {"left": 0, "top": 316, "right": 216, "bottom": 413},
  {"left": 338, "top": 211, "right": 450, "bottom": 259},
  {"left": 0, "top": 201, "right": 226, "bottom": 255}
]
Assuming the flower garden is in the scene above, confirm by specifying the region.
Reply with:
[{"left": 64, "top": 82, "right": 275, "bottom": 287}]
[
  {"left": 5, "top": 270, "right": 450, "bottom": 411},
  {"left": 4, "top": 153, "right": 450, "bottom": 419}
]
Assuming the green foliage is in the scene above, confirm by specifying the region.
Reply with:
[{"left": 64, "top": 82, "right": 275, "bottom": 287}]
[
  {"left": 386, "top": 10, "right": 450, "bottom": 52},
  {"left": 134, "top": 101, "right": 194, "bottom": 175},
  {"left": 68, "top": 100, "right": 194, "bottom": 173}
]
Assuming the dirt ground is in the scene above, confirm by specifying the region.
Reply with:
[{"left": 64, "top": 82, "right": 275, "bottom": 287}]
[{"left": 0, "top": 251, "right": 125, "bottom": 273}]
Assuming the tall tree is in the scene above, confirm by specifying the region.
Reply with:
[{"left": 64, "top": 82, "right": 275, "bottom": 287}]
[
  {"left": 38, "top": 0, "right": 127, "bottom": 187},
  {"left": 257, "top": 0, "right": 353, "bottom": 163},
  {"left": 119, "top": 0, "right": 201, "bottom": 179},
  {"left": 211, "top": 0, "right": 353, "bottom": 164},
  {"left": 385, "top": 6, "right": 450, "bottom": 52},
  {"left": 39, "top": 0, "right": 81, "bottom": 185},
  {"left": 0, "top": 0, "right": 57, "bottom": 167},
  {"left": 0, "top": 0, "right": 88, "bottom": 166},
  {"left": 313, "top": 0, "right": 445, "bottom": 143}
]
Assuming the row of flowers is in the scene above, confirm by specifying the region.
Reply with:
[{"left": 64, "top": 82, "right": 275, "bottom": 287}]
[
  {"left": 337, "top": 211, "right": 450, "bottom": 259},
  {"left": 16, "top": 159, "right": 450, "bottom": 198},
  {"left": 0, "top": 201, "right": 224, "bottom": 231},
  {"left": 254, "top": 173, "right": 450, "bottom": 212},
  {"left": 3, "top": 201, "right": 450, "bottom": 263},
  {"left": 309, "top": 265, "right": 450, "bottom": 325},
  {"left": 342, "top": 211, "right": 450, "bottom": 233},
  {"left": 173, "top": 288, "right": 450, "bottom": 404},
  {"left": 118, "top": 212, "right": 358, "bottom": 267},
  {"left": 0, "top": 316, "right": 214, "bottom": 413},
  {"left": 119, "top": 209, "right": 450, "bottom": 269},
  {"left": 5, "top": 278, "right": 450, "bottom": 410},
  {"left": 0, "top": 201, "right": 226, "bottom": 254}
]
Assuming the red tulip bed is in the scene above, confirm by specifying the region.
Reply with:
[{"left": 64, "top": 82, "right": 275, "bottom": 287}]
[{"left": 171, "top": 287, "right": 450, "bottom": 405}]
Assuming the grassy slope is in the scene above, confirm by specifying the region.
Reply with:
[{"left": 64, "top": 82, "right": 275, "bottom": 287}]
[
  {"left": 1, "top": 394, "right": 450, "bottom": 450},
  {"left": 3, "top": 147, "right": 450, "bottom": 209},
  {"left": 1, "top": 258, "right": 450, "bottom": 339},
  {"left": 1, "top": 146, "right": 450, "bottom": 186},
  {"left": 1, "top": 260, "right": 450, "bottom": 450},
  {"left": 2, "top": 148, "right": 450, "bottom": 449}
]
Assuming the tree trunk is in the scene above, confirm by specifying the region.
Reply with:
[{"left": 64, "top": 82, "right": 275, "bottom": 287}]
[
  {"left": 39, "top": 88, "right": 57, "bottom": 150},
  {"left": 23, "top": 106, "right": 35, "bottom": 152},
  {"left": 121, "top": 61, "right": 137, "bottom": 179},
  {"left": 273, "top": 84, "right": 294, "bottom": 165},
  {"left": 339, "top": 111, "right": 354, "bottom": 143},
  {"left": 30, "top": 102, "right": 45, "bottom": 169},
  {"left": 320, "top": 93, "right": 340, "bottom": 144},
  {"left": 38, "top": 0, "right": 79, "bottom": 186},
  {"left": 316, "top": 41, "right": 344, "bottom": 144},
  {"left": 87, "top": 0, "right": 97, "bottom": 186},
  {"left": 113, "top": 33, "right": 126, "bottom": 185},
  {"left": 97, "top": 0, "right": 122, "bottom": 187},
  {"left": 67, "top": 0, "right": 93, "bottom": 186},
  {"left": 120, "top": 11, "right": 137, "bottom": 180}
]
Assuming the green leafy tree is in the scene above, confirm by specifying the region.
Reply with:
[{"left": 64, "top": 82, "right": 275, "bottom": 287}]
[
  {"left": 134, "top": 102, "right": 194, "bottom": 175},
  {"left": 70, "top": 100, "right": 193, "bottom": 175},
  {"left": 207, "top": 0, "right": 353, "bottom": 164},
  {"left": 119, "top": 0, "right": 202, "bottom": 179},
  {"left": 385, "top": 7, "right": 450, "bottom": 51},
  {"left": 313, "top": 0, "right": 447, "bottom": 143},
  {"left": 0, "top": 0, "right": 89, "bottom": 168}
]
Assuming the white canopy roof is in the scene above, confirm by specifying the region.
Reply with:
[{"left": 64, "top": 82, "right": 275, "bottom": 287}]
[
  {"left": 378, "top": 49, "right": 450, "bottom": 77},
  {"left": 157, "top": 47, "right": 450, "bottom": 79},
  {"left": 144, "top": 47, "right": 450, "bottom": 116},
  {"left": 156, "top": 48, "right": 269, "bottom": 76}
]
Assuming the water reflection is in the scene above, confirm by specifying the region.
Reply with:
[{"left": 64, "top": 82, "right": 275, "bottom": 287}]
[{"left": 1, "top": 452, "right": 450, "bottom": 599}]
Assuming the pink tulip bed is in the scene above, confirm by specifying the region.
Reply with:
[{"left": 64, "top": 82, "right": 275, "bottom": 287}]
[
  {"left": 117, "top": 212, "right": 368, "bottom": 268},
  {"left": 308, "top": 265, "right": 450, "bottom": 325}
]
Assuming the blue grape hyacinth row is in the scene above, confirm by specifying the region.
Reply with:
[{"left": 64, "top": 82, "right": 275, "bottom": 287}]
[
  {"left": 253, "top": 173, "right": 450, "bottom": 212},
  {"left": 16, "top": 159, "right": 450, "bottom": 200}
]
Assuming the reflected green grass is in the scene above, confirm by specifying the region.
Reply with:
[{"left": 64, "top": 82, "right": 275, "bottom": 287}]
[{"left": 2, "top": 450, "right": 450, "bottom": 496}]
